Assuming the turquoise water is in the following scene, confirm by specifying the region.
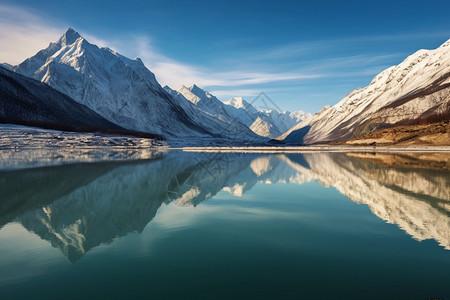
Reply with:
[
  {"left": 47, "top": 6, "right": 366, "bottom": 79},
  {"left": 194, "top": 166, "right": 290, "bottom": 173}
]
[{"left": 0, "top": 151, "right": 449, "bottom": 299}]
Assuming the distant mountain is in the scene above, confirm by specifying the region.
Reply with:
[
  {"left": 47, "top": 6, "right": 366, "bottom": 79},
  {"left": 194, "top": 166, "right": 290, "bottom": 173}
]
[
  {"left": 281, "top": 39, "right": 450, "bottom": 144},
  {"left": 250, "top": 117, "right": 282, "bottom": 138},
  {"left": 223, "top": 97, "right": 259, "bottom": 127},
  {"left": 178, "top": 85, "right": 233, "bottom": 122},
  {"left": 223, "top": 96, "right": 311, "bottom": 138},
  {"left": 169, "top": 85, "right": 310, "bottom": 139},
  {"left": 0, "top": 63, "right": 13, "bottom": 70},
  {"left": 13, "top": 28, "right": 210, "bottom": 137},
  {"left": 0, "top": 65, "right": 122, "bottom": 131},
  {"left": 164, "top": 85, "right": 261, "bottom": 141}
]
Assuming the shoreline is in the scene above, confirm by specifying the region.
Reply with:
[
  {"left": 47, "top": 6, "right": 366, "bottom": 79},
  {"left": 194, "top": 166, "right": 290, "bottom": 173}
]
[{"left": 173, "top": 145, "right": 450, "bottom": 153}]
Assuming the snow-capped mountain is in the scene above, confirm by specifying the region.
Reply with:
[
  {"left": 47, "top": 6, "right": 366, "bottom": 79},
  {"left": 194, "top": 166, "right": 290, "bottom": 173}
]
[
  {"left": 0, "top": 63, "right": 13, "bottom": 70},
  {"left": 250, "top": 117, "right": 282, "bottom": 138},
  {"left": 223, "top": 96, "right": 311, "bottom": 138},
  {"left": 281, "top": 38, "right": 450, "bottom": 144},
  {"left": 178, "top": 85, "right": 232, "bottom": 121},
  {"left": 288, "top": 110, "right": 313, "bottom": 123},
  {"left": 0, "top": 65, "right": 121, "bottom": 131},
  {"left": 13, "top": 28, "right": 210, "bottom": 137},
  {"left": 164, "top": 85, "right": 261, "bottom": 141},
  {"left": 223, "top": 97, "right": 259, "bottom": 126}
]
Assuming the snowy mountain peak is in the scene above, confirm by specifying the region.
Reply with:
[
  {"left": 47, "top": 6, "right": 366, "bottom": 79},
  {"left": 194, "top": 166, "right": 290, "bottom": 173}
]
[
  {"left": 289, "top": 110, "right": 313, "bottom": 123},
  {"left": 250, "top": 117, "right": 282, "bottom": 139},
  {"left": 188, "top": 84, "right": 204, "bottom": 95},
  {"left": 188, "top": 84, "right": 206, "bottom": 94},
  {"left": 13, "top": 28, "right": 213, "bottom": 137},
  {"left": 178, "top": 85, "right": 202, "bottom": 104},
  {"left": 58, "top": 28, "right": 82, "bottom": 46},
  {"left": 225, "top": 97, "right": 251, "bottom": 110},
  {"left": 281, "top": 38, "right": 450, "bottom": 144},
  {"left": 188, "top": 84, "right": 215, "bottom": 100},
  {"left": 189, "top": 84, "right": 201, "bottom": 91}
]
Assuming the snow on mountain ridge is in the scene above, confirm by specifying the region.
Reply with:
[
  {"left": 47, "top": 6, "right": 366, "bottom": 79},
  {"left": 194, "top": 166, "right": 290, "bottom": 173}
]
[
  {"left": 281, "top": 38, "right": 450, "bottom": 143},
  {"left": 164, "top": 85, "right": 262, "bottom": 142},
  {"left": 222, "top": 95, "right": 311, "bottom": 137},
  {"left": 250, "top": 117, "right": 282, "bottom": 138},
  {"left": 224, "top": 97, "right": 255, "bottom": 111},
  {"left": 14, "top": 28, "right": 209, "bottom": 137}
]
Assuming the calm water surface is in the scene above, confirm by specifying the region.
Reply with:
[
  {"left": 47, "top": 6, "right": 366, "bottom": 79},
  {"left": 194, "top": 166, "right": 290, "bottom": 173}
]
[{"left": 0, "top": 150, "right": 449, "bottom": 299}]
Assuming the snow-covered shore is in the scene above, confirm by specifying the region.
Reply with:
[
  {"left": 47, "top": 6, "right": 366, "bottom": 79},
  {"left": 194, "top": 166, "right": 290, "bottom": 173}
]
[
  {"left": 0, "top": 124, "right": 166, "bottom": 150},
  {"left": 0, "top": 124, "right": 167, "bottom": 170}
]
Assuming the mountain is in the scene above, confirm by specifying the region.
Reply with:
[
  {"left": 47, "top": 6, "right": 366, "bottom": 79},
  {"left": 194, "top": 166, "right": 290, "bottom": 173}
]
[
  {"left": 178, "top": 85, "right": 233, "bottom": 122},
  {"left": 223, "top": 97, "right": 259, "bottom": 126},
  {"left": 223, "top": 96, "right": 311, "bottom": 138},
  {"left": 164, "top": 85, "right": 262, "bottom": 141},
  {"left": 344, "top": 121, "right": 450, "bottom": 146},
  {"left": 289, "top": 110, "right": 312, "bottom": 123},
  {"left": 13, "top": 28, "right": 210, "bottom": 137},
  {"left": 0, "top": 65, "right": 122, "bottom": 131},
  {"left": 0, "top": 63, "right": 13, "bottom": 70},
  {"left": 249, "top": 117, "right": 282, "bottom": 138},
  {"left": 281, "top": 39, "right": 450, "bottom": 144}
]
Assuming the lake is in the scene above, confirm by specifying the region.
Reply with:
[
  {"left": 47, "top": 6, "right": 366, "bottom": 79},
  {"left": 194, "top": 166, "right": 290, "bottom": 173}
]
[{"left": 0, "top": 150, "right": 449, "bottom": 299}]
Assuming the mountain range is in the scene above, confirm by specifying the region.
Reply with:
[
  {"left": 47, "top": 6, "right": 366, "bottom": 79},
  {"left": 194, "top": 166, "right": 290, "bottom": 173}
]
[
  {"left": 5, "top": 28, "right": 307, "bottom": 143},
  {"left": 280, "top": 39, "right": 450, "bottom": 144},
  {"left": 1, "top": 28, "right": 449, "bottom": 145},
  {"left": 223, "top": 96, "right": 311, "bottom": 138},
  {"left": 165, "top": 85, "right": 311, "bottom": 139},
  {"left": 12, "top": 28, "right": 213, "bottom": 138}
]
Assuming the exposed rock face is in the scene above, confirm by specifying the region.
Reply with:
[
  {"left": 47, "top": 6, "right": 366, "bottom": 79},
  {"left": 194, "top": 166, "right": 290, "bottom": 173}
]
[
  {"left": 0, "top": 66, "right": 121, "bottom": 131},
  {"left": 13, "top": 29, "right": 209, "bottom": 137},
  {"left": 165, "top": 85, "right": 261, "bottom": 141},
  {"left": 224, "top": 96, "right": 311, "bottom": 137},
  {"left": 281, "top": 39, "right": 450, "bottom": 144},
  {"left": 343, "top": 121, "right": 450, "bottom": 146},
  {"left": 250, "top": 117, "right": 282, "bottom": 138}
]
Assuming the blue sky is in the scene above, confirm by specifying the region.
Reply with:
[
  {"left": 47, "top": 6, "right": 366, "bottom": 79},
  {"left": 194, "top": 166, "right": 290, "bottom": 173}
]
[{"left": 1, "top": 0, "right": 449, "bottom": 113}]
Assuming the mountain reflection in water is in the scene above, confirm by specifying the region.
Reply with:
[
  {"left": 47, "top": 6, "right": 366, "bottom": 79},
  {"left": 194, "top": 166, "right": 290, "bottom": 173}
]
[{"left": 0, "top": 151, "right": 448, "bottom": 261}]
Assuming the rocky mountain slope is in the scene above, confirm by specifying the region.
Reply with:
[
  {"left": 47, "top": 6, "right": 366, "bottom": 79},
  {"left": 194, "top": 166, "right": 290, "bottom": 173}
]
[
  {"left": 0, "top": 65, "right": 122, "bottom": 131},
  {"left": 343, "top": 121, "right": 450, "bottom": 146},
  {"left": 164, "top": 85, "right": 261, "bottom": 141},
  {"left": 13, "top": 28, "right": 210, "bottom": 137},
  {"left": 224, "top": 96, "right": 311, "bottom": 138},
  {"left": 9, "top": 28, "right": 310, "bottom": 142},
  {"left": 281, "top": 39, "right": 450, "bottom": 144},
  {"left": 249, "top": 117, "right": 282, "bottom": 138}
]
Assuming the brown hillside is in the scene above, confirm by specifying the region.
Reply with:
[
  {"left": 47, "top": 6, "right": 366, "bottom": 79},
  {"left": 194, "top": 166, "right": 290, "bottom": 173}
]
[{"left": 343, "top": 121, "right": 449, "bottom": 146}]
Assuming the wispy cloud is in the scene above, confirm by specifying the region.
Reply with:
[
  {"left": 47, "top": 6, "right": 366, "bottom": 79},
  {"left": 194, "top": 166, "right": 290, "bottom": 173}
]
[
  {"left": 0, "top": 4, "right": 321, "bottom": 91},
  {"left": 124, "top": 35, "right": 323, "bottom": 89},
  {"left": 1, "top": 3, "right": 447, "bottom": 112},
  {"left": 227, "top": 32, "right": 450, "bottom": 64},
  {"left": 0, "top": 4, "right": 65, "bottom": 65}
]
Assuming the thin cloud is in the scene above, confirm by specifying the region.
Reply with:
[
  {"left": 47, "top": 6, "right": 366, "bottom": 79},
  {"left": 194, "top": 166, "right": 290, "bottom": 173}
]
[
  {"left": 229, "top": 32, "right": 450, "bottom": 63},
  {"left": 1, "top": 3, "right": 442, "bottom": 112},
  {"left": 127, "top": 35, "right": 323, "bottom": 89},
  {"left": 0, "top": 4, "right": 65, "bottom": 65}
]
